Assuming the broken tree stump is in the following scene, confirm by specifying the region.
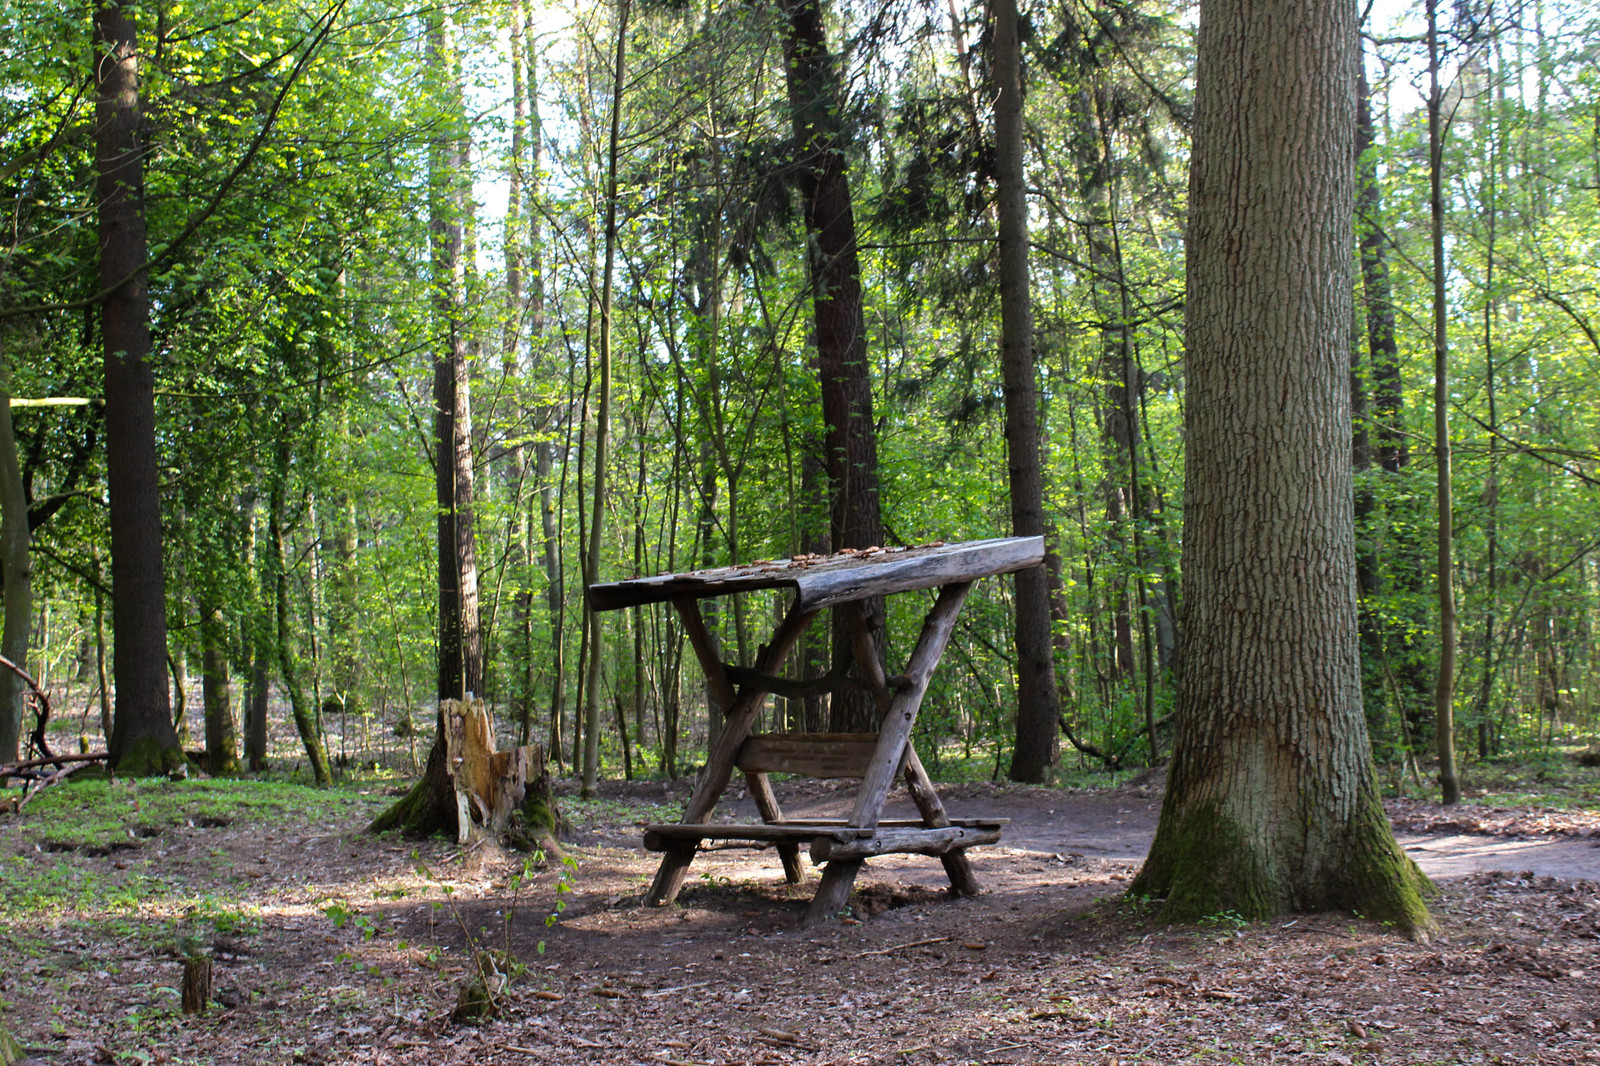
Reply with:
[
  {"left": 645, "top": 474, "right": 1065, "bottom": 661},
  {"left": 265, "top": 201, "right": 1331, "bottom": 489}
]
[{"left": 443, "top": 698, "right": 542, "bottom": 845}]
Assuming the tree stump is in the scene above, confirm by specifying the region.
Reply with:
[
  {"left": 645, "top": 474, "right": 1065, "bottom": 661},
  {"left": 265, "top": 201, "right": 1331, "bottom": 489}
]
[
  {"left": 181, "top": 956, "right": 212, "bottom": 1015},
  {"left": 443, "top": 698, "right": 541, "bottom": 845}
]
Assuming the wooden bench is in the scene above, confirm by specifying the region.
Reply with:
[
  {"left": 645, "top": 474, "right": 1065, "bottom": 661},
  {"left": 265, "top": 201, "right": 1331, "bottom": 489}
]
[{"left": 586, "top": 536, "right": 1042, "bottom": 924}]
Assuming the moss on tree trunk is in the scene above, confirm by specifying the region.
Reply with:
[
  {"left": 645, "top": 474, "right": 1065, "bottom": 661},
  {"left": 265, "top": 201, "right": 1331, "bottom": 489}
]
[
  {"left": 113, "top": 735, "right": 188, "bottom": 777},
  {"left": 1131, "top": 775, "right": 1433, "bottom": 933},
  {"left": 368, "top": 735, "right": 455, "bottom": 836}
]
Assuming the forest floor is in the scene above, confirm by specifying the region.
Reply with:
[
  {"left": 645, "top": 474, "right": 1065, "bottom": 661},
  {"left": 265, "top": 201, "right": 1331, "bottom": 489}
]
[{"left": 2, "top": 766, "right": 1598, "bottom": 1066}]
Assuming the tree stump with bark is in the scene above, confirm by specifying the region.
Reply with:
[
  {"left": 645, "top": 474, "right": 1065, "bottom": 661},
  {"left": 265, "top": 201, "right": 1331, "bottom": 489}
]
[
  {"left": 370, "top": 698, "right": 563, "bottom": 849},
  {"left": 181, "top": 956, "right": 212, "bottom": 1015},
  {"left": 445, "top": 698, "right": 539, "bottom": 844}
]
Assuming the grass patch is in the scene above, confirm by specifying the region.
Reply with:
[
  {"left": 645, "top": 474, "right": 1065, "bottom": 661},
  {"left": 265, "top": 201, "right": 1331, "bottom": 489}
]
[{"left": 10, "top": 776, "right": 388, "bottom": 853}]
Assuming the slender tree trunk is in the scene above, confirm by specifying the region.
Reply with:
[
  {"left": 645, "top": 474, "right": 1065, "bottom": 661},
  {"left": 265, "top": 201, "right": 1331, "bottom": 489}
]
[
  {"left": 370, "top": 11, "right": 482, "bottom": 835},
  {"left": 537, "top": 441, "right": 566, "bottom": 763},
  {"left": 268, "top": 440, "right": 331, "bottom": 786},
  {"left": 96, "top": 1, "right": 181, "bottom": 775},
  {"left": 993, "top": 0, "right": 1060, "bottom": 782},
  {"left": 1131, "top": 0, "right": 1431, "bottom": 933},
  {"left": 581, "top": 0, "right": 630, "bottom": 798},
  {"left": 1427, "top": 0, "right": 1461, "bottom": 805},
  {"left": 201, "top": 604, "right": 239, "bottom": 775},
  {"left": 95, "top": 586, "right": 113, "bottom": 744}
]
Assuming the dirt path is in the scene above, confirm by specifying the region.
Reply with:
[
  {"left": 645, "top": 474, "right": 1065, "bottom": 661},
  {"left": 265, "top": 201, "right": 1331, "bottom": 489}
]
[{"left": 699, "top": 776, "right": 1600, "bottom": 882}]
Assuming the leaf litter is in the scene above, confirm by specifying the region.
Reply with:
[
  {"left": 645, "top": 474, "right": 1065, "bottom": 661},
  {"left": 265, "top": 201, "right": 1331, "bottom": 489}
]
[{"left": 0, "top": 776, "right": 1596, "bottom": 1064}]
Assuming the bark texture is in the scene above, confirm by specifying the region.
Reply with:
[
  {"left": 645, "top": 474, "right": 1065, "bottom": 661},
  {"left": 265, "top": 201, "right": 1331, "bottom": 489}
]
[
  {"left": 993, "top": 0, "right": 1061, "bottom": 782},
  {"left": 96, "top": 2, "right": 182, "bottom": 775},
  {"left": 780, "top": 0, "right": 885, "bottom": 734},
  {"left": 1130, "top": 0, "right": 1431, "bottom": 934}
]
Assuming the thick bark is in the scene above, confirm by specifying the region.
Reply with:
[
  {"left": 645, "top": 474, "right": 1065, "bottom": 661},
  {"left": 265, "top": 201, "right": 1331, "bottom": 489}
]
[
  {"left": 993, "top": 0, "right": 1060, "bottom": 782},
  {"left": 96, "top": 2, "right": 182, "bottom": 775},
  {"left": 1131, "top": 0, "right": 1431, "bottom": 934},
  {"left": 780, "top": 0, "right": 884, "bottom": 734},
  {"left": 0, "top": 356, "right": 30, "bottom": 762}
]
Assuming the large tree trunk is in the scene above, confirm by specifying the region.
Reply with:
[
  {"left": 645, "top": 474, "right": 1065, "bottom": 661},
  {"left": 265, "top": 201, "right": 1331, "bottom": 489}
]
[
  {"left": 0, "top": 354, "right": 30, "bottom": 763},
  {"left": 993, "top": 0, "right": 1060, "bottom": 783},
  {"left": 780, "top": 0, "right": 884, "bottom": 734},
  {"left": 1130, "top": 0, "right": 1431, "bottom": 934},
  {"left": 96, "top": 1, "right": 182, "bottom": 775}
]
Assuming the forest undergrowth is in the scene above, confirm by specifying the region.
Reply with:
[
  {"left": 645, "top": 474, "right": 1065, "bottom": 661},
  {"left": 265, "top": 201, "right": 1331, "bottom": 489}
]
[{"left": 1, "top": 755, "right": 1597, "bottom": 1066}]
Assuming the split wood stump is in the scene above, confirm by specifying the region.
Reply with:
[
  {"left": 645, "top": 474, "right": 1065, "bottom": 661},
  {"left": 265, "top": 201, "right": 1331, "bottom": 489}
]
[
  {"left": 443, "top": 697, "right": 543, "bottom": 845},
  {"left": 588, "top": 535, "right": 1041, "bottom": 925}
]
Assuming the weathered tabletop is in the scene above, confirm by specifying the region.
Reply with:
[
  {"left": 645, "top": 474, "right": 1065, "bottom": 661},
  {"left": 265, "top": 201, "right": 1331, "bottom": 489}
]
[
  {"left": 587, "top": 536, "right": 1044, "bottom": 613},
  {"left": 587, "top": 535, "right": 1044, "bottom": 924}
]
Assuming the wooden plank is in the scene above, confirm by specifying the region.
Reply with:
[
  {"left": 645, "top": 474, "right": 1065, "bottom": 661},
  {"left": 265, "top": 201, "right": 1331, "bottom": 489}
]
[
  {"left": 795, "top": 539, "right": 1040, "bottom": 613},
  {"left": 734, "top": 732, "right": 881, "bottom": 779},
  {"left": 809, "top": 826, "right": 1003, "bottom": 863},
  {"left": 642, "top": 823, "right": 861, "bottom": 850},
  {"left": 588, "top": 537, "right": 1043, "bottom": 612},
  {"left": 778, "top": 817, "right": 1008, "bottom": 829}
]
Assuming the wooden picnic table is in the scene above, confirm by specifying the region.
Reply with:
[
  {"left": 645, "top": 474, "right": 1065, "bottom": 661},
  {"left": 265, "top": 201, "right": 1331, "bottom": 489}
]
[{"left": 587, "top": 535, "right": 1042, "bottom": 924}]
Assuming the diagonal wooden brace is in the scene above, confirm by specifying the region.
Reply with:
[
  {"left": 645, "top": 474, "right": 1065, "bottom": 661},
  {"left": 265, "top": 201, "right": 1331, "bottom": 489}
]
[
  {"left": 646, "top": 598, "right": 818, "bottom": 904},
  {"left": 803, "top": 583, "right": 975, "bottom": 924}
]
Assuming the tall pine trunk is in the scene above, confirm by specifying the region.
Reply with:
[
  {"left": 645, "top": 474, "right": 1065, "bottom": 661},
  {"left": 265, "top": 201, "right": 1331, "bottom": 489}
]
[
  {"left": 780, "top": 0, "right": 884, "bottom": 733},
  {"left": 96, "top": 1, "right": 182, "bottom": 775},
  {"left": 993, "top": 0, "right": 1060, "bottom": 782}
]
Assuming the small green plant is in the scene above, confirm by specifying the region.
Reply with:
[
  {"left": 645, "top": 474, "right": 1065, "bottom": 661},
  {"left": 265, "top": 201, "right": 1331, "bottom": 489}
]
[
  {"left": 1198, "top": 909, "right": 1249, "bottom": 930},
  {"left": 414, "top": 847, "right": 578, "bottom": 1021},
  {"left": 322, "top": 901, "right": 379, "bottom": 941}
]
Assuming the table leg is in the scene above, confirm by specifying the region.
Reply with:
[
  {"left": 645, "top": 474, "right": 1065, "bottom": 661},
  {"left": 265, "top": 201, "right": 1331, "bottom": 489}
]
[
  {"left": 903, "top": 745, "right": 980, "bottom": 896},
  {"left": 803, "top": 859, "right": 864, "bottom": 926},
  {"left": 746, "top": 770, "right": 805, "bottom": 884},
  {"left": 846, "top": 591, "right": 982, "bottom": 896},
  {"left": 646, "top": 845, "right": 699, "bottom": 906},
  {"left": 645, "top": 598, "right": 818, "bottom": 905}
]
